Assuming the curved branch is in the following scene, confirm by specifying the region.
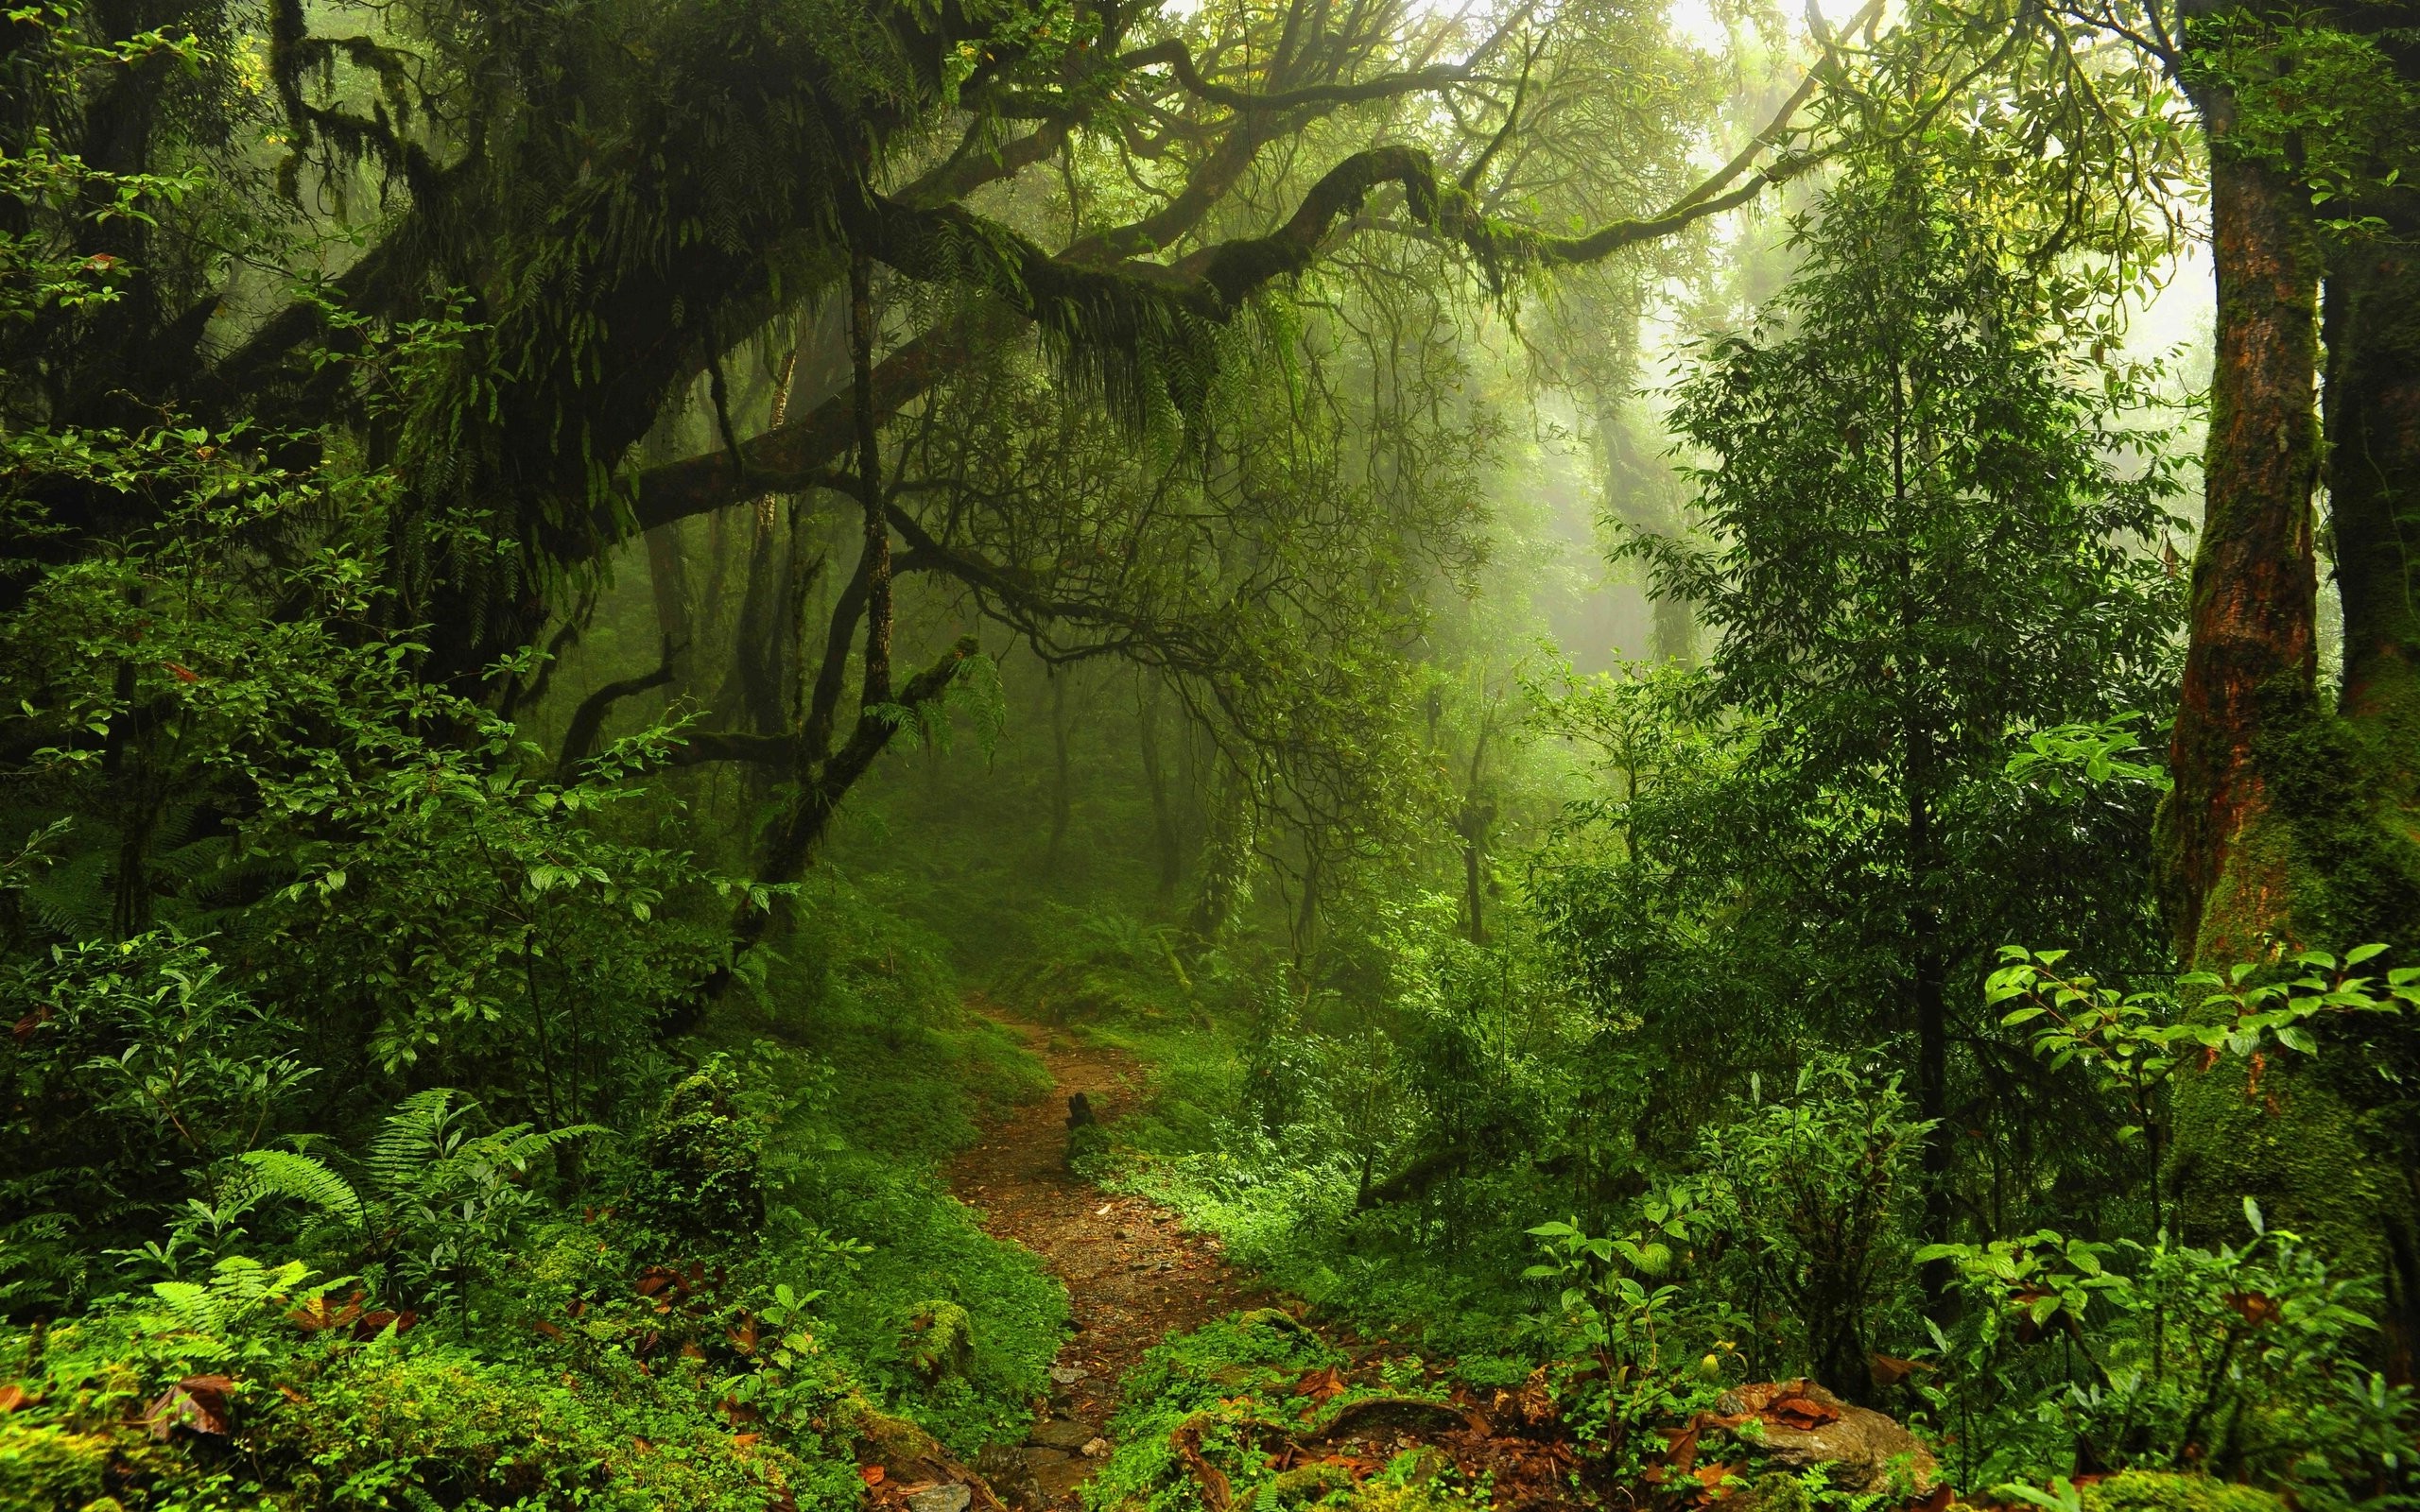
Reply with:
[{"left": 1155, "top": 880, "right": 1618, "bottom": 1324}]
[{"left": 555, "top": 641, "right": 679, "bottom": 781}]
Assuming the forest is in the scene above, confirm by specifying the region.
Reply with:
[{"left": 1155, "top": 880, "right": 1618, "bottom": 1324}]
[{"left": 3, "top": 0, "right": 2418, "bottom": 1504}]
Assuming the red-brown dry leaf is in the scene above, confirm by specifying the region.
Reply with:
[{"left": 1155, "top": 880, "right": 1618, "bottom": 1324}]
[
  {"left": 1869, "top": 1354, "right": 1933, "bottom": 1388},
  {"left": 1655, "top": 1422, "right": 1713, "bottom": 1470},
  {"left": 1766, "top": 1394, "right": 1841, "bottom": 1431},
  {"left": 861, "top": 1465, "right": 887, "bottom": 1486},
  {"left": 144, "top": 1375, "right": 236, "bottom": 1440},
  {"left": 0, "top": 1384, "right": 30, "bottom": 1413},
  {"left": 1910, "top": 1484, "right": 1956, "bottom": 1512},
  {"left": 2223, "top": 1291, "right": 2282, "bottom": 1327},
  {"left": 1172, "top": 1420, "right": 1234, "bottom": 1512},
  {"left": 1292, "top": 1366, "right": 1349, "bottom": 1404}
]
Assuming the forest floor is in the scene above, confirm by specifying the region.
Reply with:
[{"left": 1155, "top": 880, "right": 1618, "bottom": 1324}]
[
  {"left": 947, "top": 999, "right": 1277, "bottom": 1508},
  {"left": 940, "top": 1003, "right": 1609, "bottom": 1512}
]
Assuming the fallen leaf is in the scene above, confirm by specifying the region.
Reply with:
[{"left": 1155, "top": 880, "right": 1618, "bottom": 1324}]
[
  {"left": 1869, "top": 1354, "right": 1934, "bottom": 1388},
  {"left": 1765, "top": 1394, "right": 1841, "bottom": 1431},
  {"left": 0, "top": 1384, "right": 30, "bottom": 1413},
  {"left": 1291, "top": 1366, "right": 1348, "bottom": 1404},
  {"left": 143, "top": 1374, "right": 235, "bottom": 1439},
  {"left": 861, "top": 1466, "right": 887, "bottom": 1486}
]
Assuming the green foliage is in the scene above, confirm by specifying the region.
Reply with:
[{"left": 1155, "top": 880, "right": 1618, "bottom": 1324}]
[
  {"left": 1085, "top": 1312, "right": 1348, "bottom": 1512},
  {"left": 630, "top": 1058, "right": 770, "bottom": 1249},
  {"left": 1916, "top": 1209, "right": 2416, "bottom": 1505},
  {"left": 1702, "top": 1062, "right": 1931, "bottom": 1399}
]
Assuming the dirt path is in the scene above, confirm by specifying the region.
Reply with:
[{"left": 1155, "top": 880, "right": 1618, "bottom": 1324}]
[{"left": 949, "top": 1006, "right": 1272, "bottom": 1509}]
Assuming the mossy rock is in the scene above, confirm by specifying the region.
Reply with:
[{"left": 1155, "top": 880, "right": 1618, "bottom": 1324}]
[
  {"left": 910, "top": 1299, "right": 975, "bottom": 1381},
  {"left": 2078, "top": 1471, "right": 2284, "bottom": 1512},
  {"left": 1236, "top": 1308, "right": 1315, "bottom": 1338},
  {"left": 1066, "top": 1123, "right": 1114, "bottom": 1173},
  {"left": 1243, "top": 1462, "right": 1355, "bottom": 1510}
]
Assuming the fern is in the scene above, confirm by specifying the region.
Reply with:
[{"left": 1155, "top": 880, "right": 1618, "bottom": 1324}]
[
  {"left": 234, "top": 1149, "right": 364, "bottom": 1228},
  {"left": 366, "top": 1088, "right": 471, "bottom": 1194},
  {"left": 148, "top": 1255, "right": 320, "bottom": 1332}
]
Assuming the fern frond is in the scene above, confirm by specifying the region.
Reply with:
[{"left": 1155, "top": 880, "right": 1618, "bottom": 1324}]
[
  {"left": 494, "top": 1124, "right": 606, "bottom": 1170},
  {"left": 149, "top": 1279, "right": 223, "bottom": 1332},
  {"left": 234, "top": 1149, "right": 364, "bottom": 1228},
  {"left": 367, "top": 1088, "right": 468, "bottom": 1194}
]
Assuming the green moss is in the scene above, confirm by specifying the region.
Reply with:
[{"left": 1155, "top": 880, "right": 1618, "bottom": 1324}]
[
  {"left": 909, "top": 1299, "right": 974, "bottom": 1381},
  {"left": 1244, "top": 1462, "right": 1355, "bottom": 1510},
  {"left": 2167, "top": 694, "right": 2420, "bottom": 1303},
  {"left": 2078, "top": 1471, "right": 2285, "bottom": 1512}
]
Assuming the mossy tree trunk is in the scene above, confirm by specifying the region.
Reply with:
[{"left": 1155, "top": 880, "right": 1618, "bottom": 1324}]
[{"left": 2163, "top": 50, "right": 2420, "bottom": 1375}]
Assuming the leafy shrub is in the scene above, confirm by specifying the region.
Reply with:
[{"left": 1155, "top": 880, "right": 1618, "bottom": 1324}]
[
  {"left": 1919, "top": 1203, "right": 2417, "bottom": 1504},
  {"left": 630, "top": 1057, "right": 768, "bottom": 1249}
]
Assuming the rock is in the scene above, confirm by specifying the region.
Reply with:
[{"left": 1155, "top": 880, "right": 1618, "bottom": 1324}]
[
  {"left": 1031, "top": 1452, "right": 1096, "bottom": 1501},
  {"left": 1248, "top": 1463, "right": 1355, "bottom": 1511},
  {"left": 1048, "top": 1365, "right": 1090, "bottom": 1385},
  {"left": 1714, "top": 1382, "right": 1935, "bottom": 1495},
  {"left": 1319, "top": 1396, "right": 1474, "bottom": 1440},
  {"left": 1236, "top": 1307, "right": 1312, "bottom": 1338},
  {"left": 977, "top": 1445, "right": 1046, "bottom": 1511},
  {"left": 1029, "top": 1418, "right": 1095, "bottom": 1452},
  {"left": 907, "top": 1485, "right": 972, "bottom": 1512}
]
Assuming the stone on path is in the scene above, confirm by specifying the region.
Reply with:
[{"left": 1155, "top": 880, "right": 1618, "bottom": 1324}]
[
  {"left": 1028, "top": 1418, "right": 1094, "bottom": 1452},
  {"left": 907, "top": 1484, "right": 973, "bottom": 1512}
]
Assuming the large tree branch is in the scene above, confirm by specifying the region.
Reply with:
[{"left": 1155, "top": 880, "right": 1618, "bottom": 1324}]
[
  {"left": 631, "top": 19, "right": 1841, "bottom": 540},
  {"left": 1112, "top": 38, "right": 1476, "bottom": 112},
  {"left": 555, "top": 640, "right": 679, "bottom": 780}
]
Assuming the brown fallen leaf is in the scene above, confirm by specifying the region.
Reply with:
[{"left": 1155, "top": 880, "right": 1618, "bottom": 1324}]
[
  {"left": 143, "top": 1374, "right": 236, "bottom": 1439},
  {"left": 1765, "top": 1393, "right": 1841, "bottom": 1431}
]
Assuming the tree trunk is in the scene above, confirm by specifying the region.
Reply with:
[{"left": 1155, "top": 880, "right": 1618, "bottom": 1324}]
[
  {"left": 2312, "top": 200, "right": 2420, "bottom": 1375},
  {"left": 2159, "top": 94, "right": 2323, "bottom": 969},
  {"left": 1599, "top": 400, "right": 1695, "bottom": 664},
  {"left": 1046, "top": 665, "right": 1072, "bottom": 877},
  {"left": 2160, "top": 79, "right": 2420, "bottom": 1368}
]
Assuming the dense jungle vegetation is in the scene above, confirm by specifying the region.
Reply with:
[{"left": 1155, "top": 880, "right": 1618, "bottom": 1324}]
[{"left": 5, "top": 0, "right": 2420, "bottom": 1504}]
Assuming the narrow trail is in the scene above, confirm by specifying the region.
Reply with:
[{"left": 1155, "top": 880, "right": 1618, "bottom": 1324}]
[{"left": 948, "top": 1004, "right": 1274, "bottom": 1509}]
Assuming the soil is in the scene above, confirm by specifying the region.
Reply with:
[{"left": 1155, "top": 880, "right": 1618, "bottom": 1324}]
[{"left": 947, "top": 1007, "right": 1274, "bottom": 1508}]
